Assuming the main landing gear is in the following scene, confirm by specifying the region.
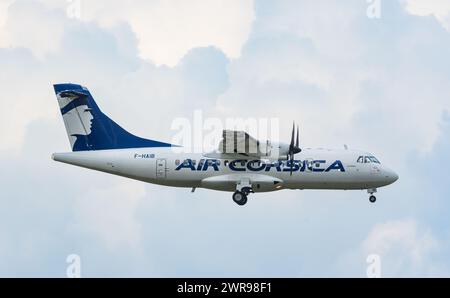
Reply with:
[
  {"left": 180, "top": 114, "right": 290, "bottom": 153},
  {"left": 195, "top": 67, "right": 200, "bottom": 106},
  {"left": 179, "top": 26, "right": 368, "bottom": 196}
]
[
  {"left": 232, "top": 191, "right": 248, "bottom": 206},
  {"left": 233, "top": 185, "right": 253, "bottom": 206},
  {"left": 368, "top": 188, "right": 377, "bottom": 203}
]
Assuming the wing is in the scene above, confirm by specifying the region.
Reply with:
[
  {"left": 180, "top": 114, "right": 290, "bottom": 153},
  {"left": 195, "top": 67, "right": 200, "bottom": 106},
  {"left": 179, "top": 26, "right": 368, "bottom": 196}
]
[{"left": 217, "top": 130, "right": 271, "bottom": 158}]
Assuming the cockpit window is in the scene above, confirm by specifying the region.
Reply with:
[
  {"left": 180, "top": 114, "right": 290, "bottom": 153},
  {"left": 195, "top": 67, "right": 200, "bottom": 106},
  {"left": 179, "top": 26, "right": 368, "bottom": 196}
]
[
  {"left": 369, "top": 156, "right": 381, "bottom": 164},
  {"left": 358, "top": 155, "right": 381, "bottom": 164}
]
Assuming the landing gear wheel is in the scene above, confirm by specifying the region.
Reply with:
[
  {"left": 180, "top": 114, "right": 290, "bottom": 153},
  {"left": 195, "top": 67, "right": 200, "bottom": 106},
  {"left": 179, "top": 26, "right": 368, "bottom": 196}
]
[
  {"left": 369, "top": 195, "right": 377, "bottom": 203},
  {"left": 233, "top": 191, "right": 248, "bottom": 206}
]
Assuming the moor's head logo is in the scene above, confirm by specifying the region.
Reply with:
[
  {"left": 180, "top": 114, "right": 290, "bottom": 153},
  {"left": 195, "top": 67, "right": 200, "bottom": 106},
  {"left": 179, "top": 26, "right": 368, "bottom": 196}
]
[{"left": 57, "top": 91, "right": 94, "bottom": 148}]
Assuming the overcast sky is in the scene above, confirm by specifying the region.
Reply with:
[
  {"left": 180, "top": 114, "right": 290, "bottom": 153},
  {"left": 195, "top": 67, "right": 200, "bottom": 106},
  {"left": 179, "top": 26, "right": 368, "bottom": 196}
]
[{"left": 1, "top": 0, "right": 450, "bottom": 277}]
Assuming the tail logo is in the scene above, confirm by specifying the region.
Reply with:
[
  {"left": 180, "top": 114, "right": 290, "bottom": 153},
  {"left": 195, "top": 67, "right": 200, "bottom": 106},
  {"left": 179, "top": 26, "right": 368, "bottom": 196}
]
[{"left": 57, "top": 91, "right": 94, "bottom": 149}]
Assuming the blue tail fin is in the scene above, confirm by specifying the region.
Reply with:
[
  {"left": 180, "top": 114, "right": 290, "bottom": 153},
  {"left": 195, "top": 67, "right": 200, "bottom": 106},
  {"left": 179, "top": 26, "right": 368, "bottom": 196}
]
[{"left": 54, "top": 83, "right": 174, "bottom": 151}]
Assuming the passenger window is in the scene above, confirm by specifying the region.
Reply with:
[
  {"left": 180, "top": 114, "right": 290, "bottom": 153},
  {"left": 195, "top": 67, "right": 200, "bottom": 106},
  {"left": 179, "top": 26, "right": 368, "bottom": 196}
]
[
  {"left": 175, "top": 159, "right": 180, "bottom": 166},
  {"left": 364, "top": 156, "right": 371, "bottom": 163}
]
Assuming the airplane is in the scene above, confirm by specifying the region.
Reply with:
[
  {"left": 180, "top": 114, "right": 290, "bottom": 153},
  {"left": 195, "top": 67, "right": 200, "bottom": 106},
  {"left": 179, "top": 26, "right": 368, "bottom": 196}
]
[{"left": 51, "top": 83, "right": 399, "bottom": 206}]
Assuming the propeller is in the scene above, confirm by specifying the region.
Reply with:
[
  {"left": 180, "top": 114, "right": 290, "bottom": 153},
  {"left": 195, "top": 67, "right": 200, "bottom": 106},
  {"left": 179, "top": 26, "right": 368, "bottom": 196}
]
[{"left": 287, "top": 122, "right": 302, "bottom": 176}]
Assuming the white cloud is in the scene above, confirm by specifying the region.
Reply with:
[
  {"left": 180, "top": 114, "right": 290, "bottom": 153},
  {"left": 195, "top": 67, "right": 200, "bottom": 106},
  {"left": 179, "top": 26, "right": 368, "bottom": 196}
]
[
  {"left": 124, "top": 0, "right": 255, "bottom": 66},
  {"left": 1, "top": 0, "right": 67, "bottom": 59},
  {"left": 362, "top": 220, "right": 440, "bottom": 277},
  {"left": 402, "top": 0, "right": 450, "bottom": 31},
  {"left": 0, "top": 48, "right": 58, "bottom": 152},
  {"left": 22, "top": 0, "right": 255, "bottom": 66}
]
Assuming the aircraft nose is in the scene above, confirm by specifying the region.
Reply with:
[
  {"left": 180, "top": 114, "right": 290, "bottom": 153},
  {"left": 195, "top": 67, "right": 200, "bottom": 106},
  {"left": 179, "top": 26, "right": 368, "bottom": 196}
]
[{"left": 384, "top": 168, "right": 399, "bottom": 184}]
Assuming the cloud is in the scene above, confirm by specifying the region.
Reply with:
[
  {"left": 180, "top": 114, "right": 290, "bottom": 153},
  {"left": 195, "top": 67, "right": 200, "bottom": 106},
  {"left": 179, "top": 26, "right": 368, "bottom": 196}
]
[
  {"left": 362, "top": 219, "right": 439, "bottom": 277},
  {"left": 402, "top": 0, "right": 450, "bottom": 31},
  {"left": 334, "top": 218, "right": 447, "bottom": 277},
  {"left": 1, "top": 0, "right": 67, "bottom": 59},
  {"left": 15, "top": 0, "right": 255, "bottom": 66},
  {"left": 118, "top": 0, "right": 255, "bottom": 66}
]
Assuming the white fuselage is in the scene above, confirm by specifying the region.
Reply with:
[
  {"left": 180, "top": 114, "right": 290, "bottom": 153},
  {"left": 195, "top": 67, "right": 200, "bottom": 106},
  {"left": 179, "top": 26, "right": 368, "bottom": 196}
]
[{"left": 52, "top": 147, "right": 399, "bottom": 193}]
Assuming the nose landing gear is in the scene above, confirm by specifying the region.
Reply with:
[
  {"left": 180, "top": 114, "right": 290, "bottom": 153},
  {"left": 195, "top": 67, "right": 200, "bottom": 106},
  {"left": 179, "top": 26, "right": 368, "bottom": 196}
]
[{"left": 368, "top": 188, "right": 377, "bottom": 204}]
